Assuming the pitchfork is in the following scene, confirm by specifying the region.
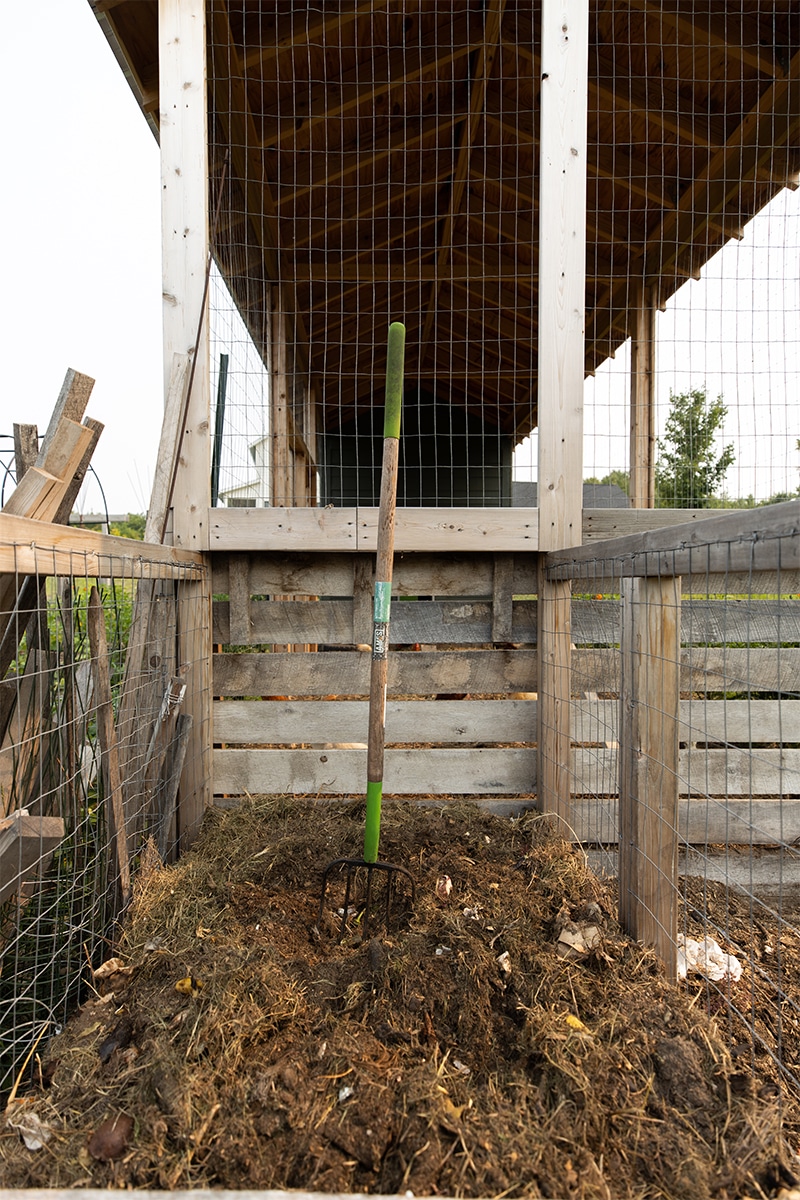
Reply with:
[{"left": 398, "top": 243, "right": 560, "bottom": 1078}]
[{"left": 317, "top": 322, "right": 415, "bottom": 940}]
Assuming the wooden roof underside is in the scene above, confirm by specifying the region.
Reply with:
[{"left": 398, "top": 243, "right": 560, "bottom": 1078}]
[{"left": 93, "top": 0, "right": 800, "bottom": 440}]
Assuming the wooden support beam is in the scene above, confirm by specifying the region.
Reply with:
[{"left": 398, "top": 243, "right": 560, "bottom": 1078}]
[
  {"left": 618, "top": 576, "right": 681, "bottom": 980},
  {"left": 241, "top": 1, "right": 374, "bottom": 72},
  {"left": 270, "top": 289, "right": 294, "bottom": 508},
  {"left": 622, "top": 0, "right": 782, "bottom": 81},
  {"left": 0, "top": 513, "right": 205, "bottom": 578},
  {"left": 159, "top": 0, "right": 210, "bottom": 551},
  {"left": 13, "top": 425, "right": 38, "bottom": 481},
  {"left": 629, "top": 284, "right": 656, "bottom": 509},
  {"left": 419, "top": 0, "right": 507, "bottom": 361},
  {"left": 0, "top": 810, "right": 65, "bottom": 907},
  {"left": 88, "top": 587, "right": 131, "bottom": 907},
  {"left": 536, "top": 0, "right": 589, "bottom": 827},
  {"left": 259, "top": 34, "right": 480, "bottom": 153},
  {"left": 175, "top": 573, "right": 212, "bottom": 849}
]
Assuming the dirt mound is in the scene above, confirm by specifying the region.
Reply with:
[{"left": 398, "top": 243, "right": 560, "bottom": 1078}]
[{"left": 1, "top": 796, "right": 796, "bottom": 1197}]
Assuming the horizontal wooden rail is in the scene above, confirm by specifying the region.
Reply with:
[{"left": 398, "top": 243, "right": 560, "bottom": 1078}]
[
  {"left": 207, "top": 506, "right": 737, "bottom": 553},
  {"left": 544, "top": 499, "right": 800, "bottom": 581},
  {"left": 213, "top": 647, "right": 800, "bottom": 695},
  {"left": 211, "top": 596, "right": 800, "bottom": 646},
  {"left": 213, "top": 698, "right": 800, "bottom": 747},
  {"left": 0, "top": 513, "right": 207, "bottom": 578}
]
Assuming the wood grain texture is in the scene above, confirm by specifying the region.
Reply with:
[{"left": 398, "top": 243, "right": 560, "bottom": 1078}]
[
  {"left": 159, "top": 0, "right": 210, "bottom": 550},
  {"left": 87, "top": 587, "right": 131, "bottom": 906},
  {"left": 211, "top": 551, "right": 538, "bottom": 600},
  {"left": 547, "top": 500, "right": 800, "bottom": 580},
  {"left": 213, "top": 649, "right": 537, "bottom": 697},
  {"left": 214, "top": 746, "right": 537, "bottom": 795},
  {"left": 212, "top": 697, "right": 797, "bottom": 749},
  {"left": 0, "top": 513, "right": 206, "bottom": 577},
  {"left": 618, "top": 576, "right": 681, "bottom": 979},
  {"left": 211, "top": 595, "right": 799, "bottom": 647},
  {"left": 0, "top": 812, "right": 65, "bottom": 906},
  {"left": 213, "top": 698, "right": 536, "bottom": 745}
]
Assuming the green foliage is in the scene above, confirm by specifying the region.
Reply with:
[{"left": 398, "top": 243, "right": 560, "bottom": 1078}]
[
  {"left": 110, "top": 513, "right": 146, "bottom": 539},
  {"left": 584, "top": 470, "right": 630, "bottom": 494},
  {"left": 655, "top": 388, "right": 735, "bottom": 508}
]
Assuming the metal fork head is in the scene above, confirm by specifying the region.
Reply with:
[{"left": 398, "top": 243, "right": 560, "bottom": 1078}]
[{"left": 317, "top": 857, "right": 415, "bottom": 942}]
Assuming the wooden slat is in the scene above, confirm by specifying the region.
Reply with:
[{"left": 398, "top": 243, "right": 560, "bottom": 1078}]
[
  {"left": 572, "top": 798, "right": 800, "bottom": 847},
  {"left": 207, "top": 506, "right": 798, "bottom": 555},
  {"left": 0, "top": 812, "right": 65, "bottom": 907},
  {"left": 618, "top": 577, "right": 681, "bottom": 979},
  {"left": 214, "top": 746, "right": 536, "bottom": 796},
  {"left": 573, "top": 647, "right": 800, "bottom": 694},
  {"left": 546, "top": 500, "right": 800, "bottom": 581},
  {"left": 88, "top": 588, "right": 131, "bottom": 906},
  {"left": 213, "top": 698, "right": 536, "bottom": 746},
  {"left": 159, "top": 0, "right": 210, "bottom": 551},
  {"left": 213, "top": 697, "right": 798, "bottom": 750},
  {"left": 0, "top": 513, "right": 206, "bottom": 577},
  {"left": 213, "top": 649, "right": 537, "bottom": 698},
  {"left": 212, "top": 745, "right": 800, "bottom": 805},
  {"left": 211, "top": 596, "right": 800, "bottom": 648},
  {"left": 211, "top": 552, "right": 538, "bottom": 600},
  {"left": 213, "top": 645, "right": 800, "bottom": 698}
]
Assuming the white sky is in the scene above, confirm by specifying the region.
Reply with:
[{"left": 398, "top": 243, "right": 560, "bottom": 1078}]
[
  {"left": 1, "top": 0, "right": 797, "bottom": 513},
  {"left": 0, "top": 0, "right": 162, "bottom": 516}
]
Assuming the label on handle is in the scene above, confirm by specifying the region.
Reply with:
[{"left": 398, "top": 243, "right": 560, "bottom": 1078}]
[{"left": 373, "top": 580, "right": 392, "bottom": 622}]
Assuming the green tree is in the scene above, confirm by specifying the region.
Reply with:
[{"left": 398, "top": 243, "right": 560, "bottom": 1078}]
[
  {"left": 655, "top": 388, "right": 735, "bottom": 508},
  {"left": 584, "top": 469, "right": 629, "bottom": 495}
]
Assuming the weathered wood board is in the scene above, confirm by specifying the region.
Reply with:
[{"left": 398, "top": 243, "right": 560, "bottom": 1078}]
[
  {"left": 213, "top": 697, "right": 800, "bottom": 748},
  {"left": 212, "top": 596, "right": 800, "bottom": 647},
  {"left": 212, "top": 745, "right": 800, "bottom": 803},
  {"left": 0, "top": 811, "right": 65, "bottom": 906},
  {"left": 213, "top": 649, "right": 537, "bottom": 697},
  {"left": 213, "top": 647, "right": 799, "bottom": 697}
]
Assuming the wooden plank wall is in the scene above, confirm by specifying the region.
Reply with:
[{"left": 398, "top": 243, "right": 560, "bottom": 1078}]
[{"left": 211, "top": 551, "right": 800, "bottom": 844}]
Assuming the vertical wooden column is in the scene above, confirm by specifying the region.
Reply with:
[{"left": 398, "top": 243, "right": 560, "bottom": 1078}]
[
  {"left": 159, "top": 0, "right": 210, "bottom": 550},
  {"left": 618, "top": 576, "right": 681, "bottom": 979},
  {"left": 159, "top": 0, "right": 212, "bottom": 841},
  {"left": 271, "top": 288, "right": 294, "bottom": 508},
  {"left": 629, "top": 285, "right": 657, "bottom": 509},
  {"left": 536, "top": 0, "right": 589, "bottom": 824}
]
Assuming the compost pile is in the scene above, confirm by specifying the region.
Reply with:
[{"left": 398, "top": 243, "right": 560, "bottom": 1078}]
[{"left": 2, "top": 797, "right": 797, "bottom": 1198}]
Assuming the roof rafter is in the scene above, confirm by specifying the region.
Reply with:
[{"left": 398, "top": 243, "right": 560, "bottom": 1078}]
[
  {"left": 259, "top": 33, "right": 481, "bottom": 152},
  {"left": 418, "top": 0, "right": 508, "bottom": 367},
  {"left": 209, "top": 0, "right": 311, "bottom": 375},
  {"left": 623, "top": 0, "right": 783, "bottom": 81}
]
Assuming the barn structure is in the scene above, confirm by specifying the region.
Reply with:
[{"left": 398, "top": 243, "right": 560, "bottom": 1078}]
[{"left": 0, "top": 0, "right": 799, "bottom": 1039}]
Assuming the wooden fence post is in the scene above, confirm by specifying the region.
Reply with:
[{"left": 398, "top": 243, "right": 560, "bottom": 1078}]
[
  {"left": 536, "top": 0, "right": 589, "bottom": 824},
  {"left": 618, "top": 575, "right": 682, "bottom": 978}
]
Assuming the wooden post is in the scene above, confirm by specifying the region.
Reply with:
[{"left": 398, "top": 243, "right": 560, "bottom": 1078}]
[
  {"left": 175, "top": 573, "right": 212, "bottom": 850},
  {"left": 629, "top": 285, "right": 657, "bottom": 509},
  {"left": 159, "top": 0, "right": 212, "bottom": 841},
  {"left": 618, "top": 576, "right": 681, "bottom": 979},
  {"left": 536, "top": 0, "right": 589, "bottom": 824},
  {"left": 159, "top": 0, "right": 210, "bottom": 552},
  {"left": 271, "top": 287, "right": 294, "bottom": 508},
  {"left": 87, "top": 588, "right": 131, "bottom": 908}
]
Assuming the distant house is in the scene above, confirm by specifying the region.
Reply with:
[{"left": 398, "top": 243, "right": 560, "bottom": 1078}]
[
  {"left": 218, "top": 436, "right": 269, "bottom": 507},
  {"left": 512, "top": 482, "right": 630, "bottom": 509}
]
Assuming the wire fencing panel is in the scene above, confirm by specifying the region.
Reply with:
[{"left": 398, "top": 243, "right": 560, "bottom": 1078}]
[
  {"left": 583, "top": 1, "right": 800, "bottom": 510},
  {"left": 544, "top": 507, "right": 800, "bottom": 1096},
  {"left": 206, "top": 2, "right": 539, "bottom": 509},
  {"left": 0, "top": 541, "right": 208, "bottom": 1099}
]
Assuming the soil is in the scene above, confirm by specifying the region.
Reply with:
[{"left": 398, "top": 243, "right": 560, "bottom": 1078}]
[{"left": 2, "top": 796, "right": 799, "bottom": 1198}]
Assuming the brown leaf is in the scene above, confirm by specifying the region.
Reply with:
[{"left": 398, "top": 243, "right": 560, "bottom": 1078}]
[{"left": 88, "top": 1111, "right": 134, "bottom": 1161}]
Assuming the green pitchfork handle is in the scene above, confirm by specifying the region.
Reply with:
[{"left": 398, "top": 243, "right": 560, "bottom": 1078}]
[{"left": 364, "top": 322, "right": 406, "bottom": 863}]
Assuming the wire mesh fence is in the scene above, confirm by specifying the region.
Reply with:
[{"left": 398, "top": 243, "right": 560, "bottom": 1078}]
[
  {"left": 0, "top": 539, "right": 208, "bottom": 1099},
  {"left": 203, "top": 2, "right": 800, "bottom": 512},
  {"left": 543, "top": 502, "right": 800, "bottom": 1097}
]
